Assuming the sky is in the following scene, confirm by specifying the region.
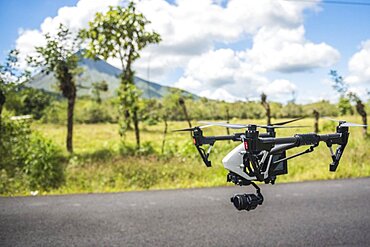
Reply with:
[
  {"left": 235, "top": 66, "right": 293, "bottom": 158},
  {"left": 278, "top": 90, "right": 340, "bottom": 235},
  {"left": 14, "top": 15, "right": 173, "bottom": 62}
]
[{"left": 1, "top": 0, "right": 370, "bottom": 103}]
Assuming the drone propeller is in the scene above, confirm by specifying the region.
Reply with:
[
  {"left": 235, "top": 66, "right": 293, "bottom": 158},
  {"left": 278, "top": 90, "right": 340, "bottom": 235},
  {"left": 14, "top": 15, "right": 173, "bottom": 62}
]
[
  {"left": 198, "top": 121, "right": 250, "bottom": 129},
  {"left": 323, "top": 117, "right": 367, "bottom": 127},
  {"left": 271, "top": 116, "right": 305, "bottom": 126},
  {"left": 261, "top": 125, "right": 309, "bottom": 129},
  {"left": 172, "top": 122, "right": 225, "bottom": 132},
  {"left": 323, "top": 117, "right": 343, "bottom": 123},
  {"left": 198, "top": 121, "right": 308, "bottom": 130}
]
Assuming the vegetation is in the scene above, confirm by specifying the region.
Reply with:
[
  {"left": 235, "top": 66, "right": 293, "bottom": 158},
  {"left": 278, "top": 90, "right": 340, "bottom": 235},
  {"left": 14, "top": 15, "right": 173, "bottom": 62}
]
[
  {"left": 260, "top": 93, "right": 271, "bottom": 125},
  {"left": 80, "top": 2, "right": 161, "bottom": 149},
  {"left": 6, "top": 91, "right": 368, "bottom": 125},
  {"left": 0, "top": 115, "right": 64, "bottom": 194},
  {"left": 28, "top": 24, "right": 80, "bottom": 153},
  {"left": 1, "top": 4, "right": 369, "bottom": 197},
  {"left": 0, "top": 50, "right": 29, "bottom": 128},
  {"left": 26, "top": 116, "right": 369, "bottom": 195},
  {"left": 330, "top": 70, "right": 368, "bottom": 136}
]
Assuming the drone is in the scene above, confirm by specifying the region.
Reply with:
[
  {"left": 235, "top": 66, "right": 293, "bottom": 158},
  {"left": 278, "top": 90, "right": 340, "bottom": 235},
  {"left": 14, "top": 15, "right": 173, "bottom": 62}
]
[{"left": 175, "top": 117, "right": 367, "bottom": 211}]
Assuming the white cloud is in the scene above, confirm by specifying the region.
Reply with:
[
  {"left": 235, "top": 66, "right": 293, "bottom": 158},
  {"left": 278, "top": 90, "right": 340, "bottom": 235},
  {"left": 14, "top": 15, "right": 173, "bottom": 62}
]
[
  {"left": 134, "top": 0, "right": 339, "bottom": 102},
  {"left": 244, "top": 26, "right": 340, "bottom": 72},
  {"left": 134, "top": 0, "right": 330, "bottom": 77},
  {"left": 15, "top": 29, "right": 46, "bottom": 67},
  {"left": 174, "top": 76, "right": 203, "bottom": 92},
  {"left": 173, "top": 49, "right": 270, "bottom": 100},
  {"left": 14, "top": 0, "right": 341, "bottom": 102},
  {"left": 199, "top": 88, "right": 244, "bottom": 102},
  {"left": 15, "top": 0, "right": 121, "bottom": 68},
  {"left": 258, "top": 79, "right": 297, "bottom": 96},
  {"left": 347, "top": 40, "right": 370, "bottom": 85}
]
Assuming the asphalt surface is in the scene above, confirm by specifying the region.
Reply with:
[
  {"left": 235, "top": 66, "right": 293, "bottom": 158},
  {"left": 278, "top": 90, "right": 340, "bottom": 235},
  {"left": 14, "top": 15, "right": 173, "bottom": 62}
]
[{"left": 1, "top": 178, "right": 370, "bottom": 247}]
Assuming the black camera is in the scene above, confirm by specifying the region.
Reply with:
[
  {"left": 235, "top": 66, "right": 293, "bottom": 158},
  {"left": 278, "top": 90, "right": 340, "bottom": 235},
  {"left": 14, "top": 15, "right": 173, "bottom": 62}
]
[{"left": 230, "top": 192, "right": 263, "bottom": 211}]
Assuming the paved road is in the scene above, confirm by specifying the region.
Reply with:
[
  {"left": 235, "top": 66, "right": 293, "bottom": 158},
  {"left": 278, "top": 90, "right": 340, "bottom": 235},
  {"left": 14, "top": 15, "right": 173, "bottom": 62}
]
[{"left": 1, "top": 178, "right": 370, "bottom": 247}]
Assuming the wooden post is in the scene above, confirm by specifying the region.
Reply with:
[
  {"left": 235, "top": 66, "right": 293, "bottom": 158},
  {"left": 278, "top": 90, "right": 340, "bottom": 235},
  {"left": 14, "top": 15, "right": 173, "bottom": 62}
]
[
  {"left": 313, "top": 109, "right": 319, "bottom": 133},
  {"left": 354, "top": 100, "right": 368, "bottom": 136},
  {"left": 226, "top": 107, "right": 230, "bottom": 136},
  {"left": 261, "top": 93, "right": 271, "bottom": 126},
  {"left": 161, "top": 117, "right": 168, "bottom": 155},
  {"left": 178, "top": 98, "right": 192, "bottom": 138},
  {"left": 349, "top": 93, "right": 368, "bottom": 137}
]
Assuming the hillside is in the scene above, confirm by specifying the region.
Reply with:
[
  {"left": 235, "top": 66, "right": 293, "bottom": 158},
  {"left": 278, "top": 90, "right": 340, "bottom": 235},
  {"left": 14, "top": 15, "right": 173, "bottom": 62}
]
[{"left": 28, "top": 55, "right": 198, "bottom": 99}]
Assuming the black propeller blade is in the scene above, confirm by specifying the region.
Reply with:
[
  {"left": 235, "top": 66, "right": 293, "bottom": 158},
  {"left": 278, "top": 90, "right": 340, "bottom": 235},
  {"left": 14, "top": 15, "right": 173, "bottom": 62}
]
[
  {"left": 271, "top": 117, "right": 305, "bottom": 126},
  {"left": 259, "top": 125, "right": 309, "bottom": 129}
]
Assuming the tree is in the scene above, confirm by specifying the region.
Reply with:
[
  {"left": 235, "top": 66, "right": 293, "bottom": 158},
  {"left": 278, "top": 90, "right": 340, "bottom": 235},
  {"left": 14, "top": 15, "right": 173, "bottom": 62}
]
[
  {"left": 80, "top": 2, "right": 161, "bottom": 149},
  {"left": 28, "top": 24, "right": 80, "bottom": 153},
  {"left": 330, "top": 70, "right": 367, "bottom": 136},
  {"left": 92, "top": 80, "right": 108, "bottom": 104},
  {"left": 348, "top": 92, "right": 368, "bottom": 136},
  {"left": 178, "top": 97, "right": 192, "bottom": 129},
  {"left": 337, "top": 96, "right": 353, "bottom": 116},
  {"left": 260, "top": 93, "right": 271, "bottom": 125}
]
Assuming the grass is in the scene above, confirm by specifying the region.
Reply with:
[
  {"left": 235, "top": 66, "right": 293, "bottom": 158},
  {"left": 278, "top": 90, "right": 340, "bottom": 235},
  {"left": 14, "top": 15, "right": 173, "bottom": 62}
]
[{"left": 27, "top": 116, "right": 370, "bottom": 195}]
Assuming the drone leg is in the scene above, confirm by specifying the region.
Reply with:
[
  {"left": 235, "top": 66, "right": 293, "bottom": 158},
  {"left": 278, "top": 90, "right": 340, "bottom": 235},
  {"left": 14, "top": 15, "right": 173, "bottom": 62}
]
[{"left": 230, "top": 182, "right": 264, "bottom": 211}]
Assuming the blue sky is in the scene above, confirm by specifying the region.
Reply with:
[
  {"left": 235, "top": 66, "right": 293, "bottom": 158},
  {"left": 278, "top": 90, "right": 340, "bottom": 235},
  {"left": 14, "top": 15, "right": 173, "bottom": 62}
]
[
  {"left": 1, "top": 0, "right": 370, "bottom": 103},
  {"left": 0, "top": 0, "right": 78, "bottom": 60}
]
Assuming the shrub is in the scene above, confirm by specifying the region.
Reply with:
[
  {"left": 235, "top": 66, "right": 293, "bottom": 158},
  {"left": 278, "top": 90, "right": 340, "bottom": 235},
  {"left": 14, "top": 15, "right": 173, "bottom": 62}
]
[
  {"left": 78, "top": 103, "right": 113, "bottom": 123},
  {"left": 24, "top": 134, "right": 65, "bottom": 191},
  {"left": 41, "top": 100, "right": 66, "bottom": 124},
  {"left": 0, "top": 116, "right": 64, "bottom": 194}
]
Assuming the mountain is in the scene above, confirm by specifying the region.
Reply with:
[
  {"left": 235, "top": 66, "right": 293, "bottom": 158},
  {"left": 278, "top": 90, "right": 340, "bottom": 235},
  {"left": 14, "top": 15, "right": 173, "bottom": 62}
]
[{"left": 29, "top": 56, "right": 198, "bottom": 100}]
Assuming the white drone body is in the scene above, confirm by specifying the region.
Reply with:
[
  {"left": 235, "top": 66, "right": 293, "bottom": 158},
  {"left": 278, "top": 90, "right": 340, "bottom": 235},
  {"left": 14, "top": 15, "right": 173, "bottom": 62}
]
[{"left": 222, "top": 143, "right": 281, "bottom": 182}]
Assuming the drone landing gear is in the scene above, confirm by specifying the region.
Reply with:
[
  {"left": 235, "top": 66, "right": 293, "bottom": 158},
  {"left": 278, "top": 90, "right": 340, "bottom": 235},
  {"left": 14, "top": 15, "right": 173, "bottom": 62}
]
[{"left": 227, "top": 172, "right": 264, "bottom": 211}]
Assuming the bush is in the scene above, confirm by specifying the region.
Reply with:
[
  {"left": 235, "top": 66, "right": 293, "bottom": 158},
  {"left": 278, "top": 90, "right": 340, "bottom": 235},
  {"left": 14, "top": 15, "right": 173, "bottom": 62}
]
[
  {"left": 78, "top": 103, "right": 113, "bottom": 123},
  {"left": 0, "top": 116, "right": 64, "bottom": 194},
  {"left": 24, "top": 134, "right": 65, "bottom": 191},
  {"left": 41, "top": 100, "right": 66, "bottom": 124},
  {"left": 5, "top": 88, "right": 52, "bottom": 120},
  {"left": 0, "top": 117, "right": 31, "bottom": 173}
]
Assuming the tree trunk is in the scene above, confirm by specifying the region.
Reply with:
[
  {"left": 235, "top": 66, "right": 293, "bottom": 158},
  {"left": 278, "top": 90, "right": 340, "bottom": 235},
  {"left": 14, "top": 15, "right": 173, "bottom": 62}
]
[
  {"left": 66, "top": 94, "right": 75, "bottom": 153},
  {"left": 313, "top": 109, "right": 320, "bottom": 133},
  {"left": 178, "top": 98, "right": 192, "bottom": 138},
  {"left": 161, "top": 117, "right": 168, "bottom": 155},
  {"left": 226, "top": 107, "right": 230, "bottom": 136},
  {"left": 261, "top": 93, "right": 271, "bottom": 125},
  {"left": 178, "top": 98, "right": 191, "bottom": 128},
  {"left": 133, "top": 109, "right": 140, "bottom": 149},
  {"left": 355, "top": 100, "right": 368, "bottom": 136},
  {"left": 266, "top": 106, "right": 271, "bottom": 126}
]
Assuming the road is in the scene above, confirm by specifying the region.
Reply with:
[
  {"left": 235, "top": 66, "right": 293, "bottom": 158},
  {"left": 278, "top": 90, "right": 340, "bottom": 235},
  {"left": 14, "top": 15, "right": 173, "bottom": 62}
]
[{"left": 1, "top": 178, "right": 370, "bottom": 247}]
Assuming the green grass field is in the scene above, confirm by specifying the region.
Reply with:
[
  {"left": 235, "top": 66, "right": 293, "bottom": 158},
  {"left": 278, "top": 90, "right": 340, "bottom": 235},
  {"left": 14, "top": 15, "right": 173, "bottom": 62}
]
[{"left": 30, "top": 116, "right": 369, "bottom": 195}]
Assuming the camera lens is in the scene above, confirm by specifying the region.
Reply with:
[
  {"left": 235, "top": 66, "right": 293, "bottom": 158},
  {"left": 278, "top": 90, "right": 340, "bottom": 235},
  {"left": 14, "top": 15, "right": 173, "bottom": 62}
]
[{"left": 230, "top": 193, "right": 263, "bottom": 211}]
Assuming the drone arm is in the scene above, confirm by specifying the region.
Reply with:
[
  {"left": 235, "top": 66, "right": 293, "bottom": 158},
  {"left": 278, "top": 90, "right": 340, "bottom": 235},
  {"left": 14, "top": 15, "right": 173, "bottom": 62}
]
[
  {"left": 264, "top": 131, "right": 349, "bottom": 172},
  {"left": 262, "top": 133, "right": 343, "bottom": 147},
  {"left": 193, "top": 130, "right": 241, "bottom": 167}
]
